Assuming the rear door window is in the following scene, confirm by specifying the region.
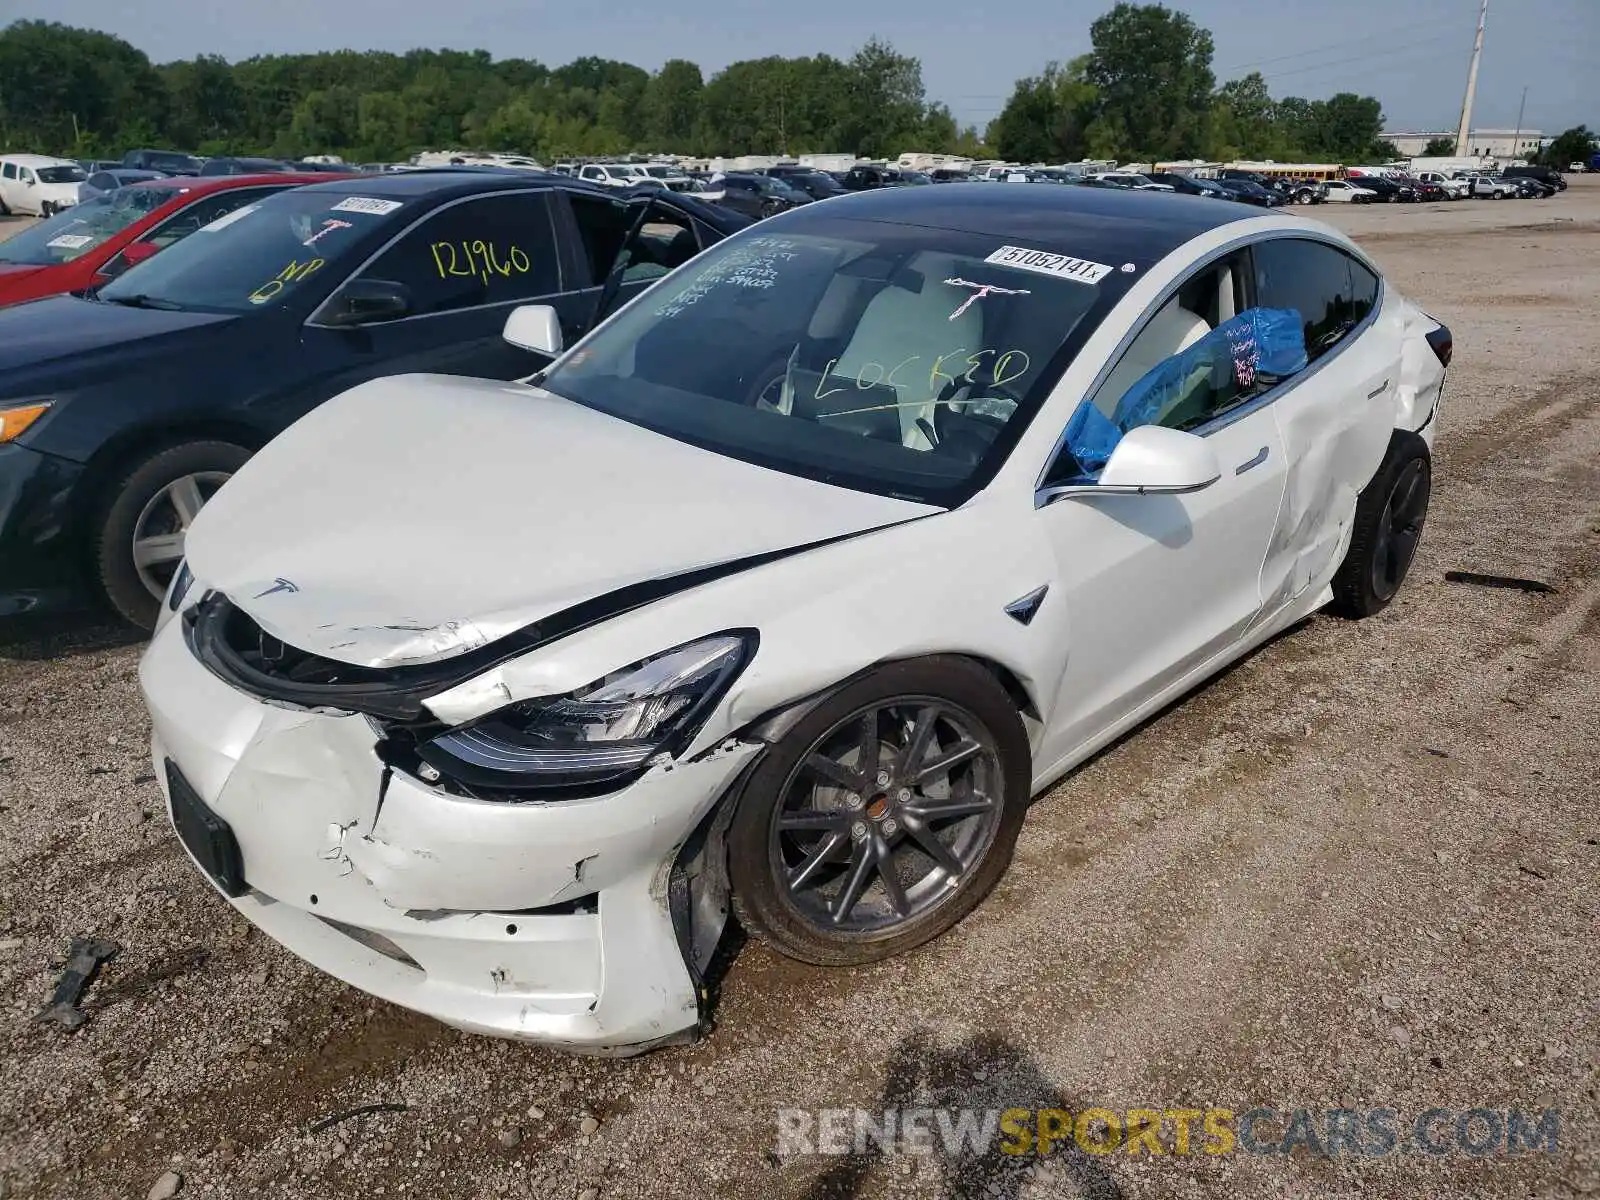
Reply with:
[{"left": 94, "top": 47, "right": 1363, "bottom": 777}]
[
  {"left": 354, "top": 191, "right": 560, "bottom": 315},
  {"left": 565, "top": 193, "right": 631, "bottom": 285},
  {"left": 1252, "top": 238, "right": 1377, "bottom": 362}
]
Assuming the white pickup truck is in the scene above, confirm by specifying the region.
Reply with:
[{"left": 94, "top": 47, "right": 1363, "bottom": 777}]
[
  {"left": 1470, "top": 174, "right": 1521, "bottom": 199},
  {"left": 1415, "top": 171, "right": 1469, "bottom": 199}
]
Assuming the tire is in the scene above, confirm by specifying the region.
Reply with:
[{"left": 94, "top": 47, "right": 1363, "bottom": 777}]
[
  {"left": 39, "top": 201, "right": 53, "bottom": 218},
  {"left": 91, "top": 440, "right": 252, "bottom": 630},
  {"left": 1328, "top": 431, "right": 1431, "bottom": 620},
  {"left": 727, "top": 656, "right": 1031, "bottom": 966}
]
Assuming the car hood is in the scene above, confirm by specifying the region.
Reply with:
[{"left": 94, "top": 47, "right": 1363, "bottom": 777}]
[
  {"left": 185, "top": 373, "right": 937, "bottom": 668},
  {"left": 0, "top": 295, "right": 235, "bottom": 374}
]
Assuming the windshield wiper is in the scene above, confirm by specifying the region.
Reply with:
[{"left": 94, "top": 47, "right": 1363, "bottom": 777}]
[{"left": 101, "top": 293, "right": 184, "bottom": 311}]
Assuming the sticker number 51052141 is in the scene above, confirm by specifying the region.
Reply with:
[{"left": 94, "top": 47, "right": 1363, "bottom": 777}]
[{"left": 984, "top": 245, "right": 1113, "bottom": 285}]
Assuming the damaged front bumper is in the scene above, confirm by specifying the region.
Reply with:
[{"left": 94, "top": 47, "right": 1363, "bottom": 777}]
[{"left": 139, "top": 615, "right": 762, "bottom": 1054}]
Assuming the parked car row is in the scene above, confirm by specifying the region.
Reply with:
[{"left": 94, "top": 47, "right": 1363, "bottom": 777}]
[{"left": 0, "top": 149, "right": 404, "bottom": 218}]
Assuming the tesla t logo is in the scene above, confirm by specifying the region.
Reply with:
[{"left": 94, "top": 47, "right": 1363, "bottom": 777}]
[
  {"left": 943, "top": 277, "right": 1031, "bottom": 321},
  {"left": 254, "top": 578, "right": 299, "bottom": 598}
]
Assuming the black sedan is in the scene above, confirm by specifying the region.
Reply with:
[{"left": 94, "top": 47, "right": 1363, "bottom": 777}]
[
  {"left": 709, "top": 173, "right": 812, "bottom": 219},
  {"left": 1356, "top": 175, "right": 1416, "bottom": 203},
  {"left": 1214, "top": 179, "right": 1286, "bottom": 207},
  {"left": 766, "top": 168, "right": 849, "bottom": 202},
  {"left": 1149, "top": 172, "right": 1234, "bottom": 199},
  {"left": 0, "top": 171, "right": 748, "bottom": 626}
]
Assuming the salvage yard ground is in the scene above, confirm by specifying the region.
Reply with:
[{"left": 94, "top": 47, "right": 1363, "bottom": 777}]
[{"left": 2, "top": 182, "right": 1598, "bottom": 1200}]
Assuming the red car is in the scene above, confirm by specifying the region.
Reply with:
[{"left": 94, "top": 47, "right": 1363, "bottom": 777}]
[{"left": 0, "top": 172, "right": 353, "bottom": 308}]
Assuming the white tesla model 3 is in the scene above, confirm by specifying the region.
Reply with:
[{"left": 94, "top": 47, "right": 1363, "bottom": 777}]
[{"left": 140, "top": 184, "right": 1452, "bottom": 1054}]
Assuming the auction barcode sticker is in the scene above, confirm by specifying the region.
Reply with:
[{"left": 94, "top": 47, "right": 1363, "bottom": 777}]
[
  {"left": 330, "top": 197, "right": 404, "bottom": 216},
  {"left": 46, "top": 234, "right": 95, "bottom": 249},
  {"left": 984, "top": 245, "right": 1113, "bottom": 285}
]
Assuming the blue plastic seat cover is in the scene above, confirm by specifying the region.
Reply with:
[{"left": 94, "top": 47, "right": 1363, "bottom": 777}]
[{"left": 1063, "top": 306, "right": 1307, "bottom": 474}]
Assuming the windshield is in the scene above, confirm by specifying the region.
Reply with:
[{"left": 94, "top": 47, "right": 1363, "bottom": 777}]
[
  {"left": 98, "top": 187, "right": 405, "bottom": 313},
  {"left": 539, "top": 217, "right": 1125, "bottom": 505},
  {"left": 0, "top": 187, "right": 170, "bottom": 265},
  {"left": 37, "top": 165, "right": 88, "bottom": 185}
]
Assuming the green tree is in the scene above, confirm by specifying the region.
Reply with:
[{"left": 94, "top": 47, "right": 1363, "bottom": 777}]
[
  {"left": 840, "top": 37, "right": 926, "bottom": 157},
  {"left": 1540, "top": 125, "right": 1597, "bottom": 167},
  {"left": 990, "top": 57, "right": 1098, "bottom": 163},
  {"left": 1209, "top": 71, "right": 1278, "bottom": 159},
  {"left": 1312, "top": 92, "right": 1385, "bottom": 162},
  {"left": 644, "top": 59, "right": 703, "bottom": 149},
  {"left": 1421, "top": 136, "right": 1456, "bottom": 156},
  {"left": 162, "top": 55, "right": 244, "bottom": 149},
  {"left": 0, "top": 21, "right": 166, "bottom": 151},
  {"left": 1086, "top": 3, "right": 1215, "bottom": 159}
]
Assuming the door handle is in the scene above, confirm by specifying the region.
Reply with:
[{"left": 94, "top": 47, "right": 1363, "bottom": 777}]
[{"left": 1235, "top": 446, "right": 1269, "bottom": 474}]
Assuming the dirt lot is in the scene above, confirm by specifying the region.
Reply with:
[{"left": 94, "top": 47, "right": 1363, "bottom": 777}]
[{"left": 1, "top": 181, "right": 1597, "bottom": 1200}]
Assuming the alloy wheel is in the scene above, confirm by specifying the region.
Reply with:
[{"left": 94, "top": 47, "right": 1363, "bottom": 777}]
[
  {"left": 768, "top": 698, "right": 1005, "bottom": 934},
  {"left": 130, "top": 470, "right": 232, "bottom": 601},
  {"left": 1370, "top": 459, "right": 1429, "bottom": 603}
]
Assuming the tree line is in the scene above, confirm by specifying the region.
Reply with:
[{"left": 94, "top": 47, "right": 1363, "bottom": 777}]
[{"left": 6, "top": 4, "right": 1577, "bottom": 169}]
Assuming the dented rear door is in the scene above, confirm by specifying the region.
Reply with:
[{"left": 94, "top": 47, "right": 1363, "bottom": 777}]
[{"left": 1252, "top": 237, "right": 1401, "bottom": 615}]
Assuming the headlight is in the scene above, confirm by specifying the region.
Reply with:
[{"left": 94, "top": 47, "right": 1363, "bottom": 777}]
[
  {"left": 417, "top": 631, "right": 755, "bottom": 792},
  {"left": 0, "top": 401, "right": 52, "bottom": 444},
  {"left": 167, "top": 560, "right": 195, "bottom": 612}
]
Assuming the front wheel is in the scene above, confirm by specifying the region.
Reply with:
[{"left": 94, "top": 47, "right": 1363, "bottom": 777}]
[
  {"left": 91, "top": 440, "right": 252, "bottom": 629},
  {"left": 1329, "top": 431, "right": 1431, "bottom": 619},
  {"left": 728, "top": 657, "right": 1031, "bottom": 966}
]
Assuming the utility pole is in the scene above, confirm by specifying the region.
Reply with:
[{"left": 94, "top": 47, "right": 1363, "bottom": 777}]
[
  {"left": 1510, "top": 85, "right": 1527, "bottom": 163},
  {"left": 1454, "top": 0, "right": 1488, "bottom": 157}
]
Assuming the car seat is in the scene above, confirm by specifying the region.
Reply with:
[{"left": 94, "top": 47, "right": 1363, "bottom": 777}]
[
  {"left": 830, "top": 255, "right": 984, "bottom": 450},
  {"left": 1094, "top": 299, "right": 1212, "bottom": 418}
]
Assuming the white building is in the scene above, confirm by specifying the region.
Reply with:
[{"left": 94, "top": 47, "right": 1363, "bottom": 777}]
[{"left": 1383, "top": 128, "right": 1548, "bottom": 158}]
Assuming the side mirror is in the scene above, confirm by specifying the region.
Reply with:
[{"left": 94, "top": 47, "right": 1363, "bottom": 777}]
[
  {"left": 502, "top": 304, "right": 563, "bottom": 355},
  {"left": 1098, "top": 425, "right": 1222, "bottom": 493},
  {"left": 319, "top": 279, "right": 411, "bottom": 327}
]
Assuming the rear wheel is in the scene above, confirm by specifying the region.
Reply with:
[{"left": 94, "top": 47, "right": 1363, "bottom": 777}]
[
  {"left": 1329, "top": 431, "right": 1431, "bottom": 619},
  {"left": 728, "top": 657, "right": 1031, "bottom": 966},
  {"left": 91, "top": 440, "right": 252, "bottom": 629}
]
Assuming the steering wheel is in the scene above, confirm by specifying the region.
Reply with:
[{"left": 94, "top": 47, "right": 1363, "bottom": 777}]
[{"left": 930, "top": 363, "right": 1025, "bottom": 445}]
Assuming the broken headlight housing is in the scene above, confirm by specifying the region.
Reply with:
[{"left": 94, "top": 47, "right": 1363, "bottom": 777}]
[{"left": 416, "top": 632, "right": 755, "bottom": 793}]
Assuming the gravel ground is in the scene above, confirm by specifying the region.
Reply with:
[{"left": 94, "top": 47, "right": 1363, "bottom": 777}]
[{"left": 1, "top": 181, "right": 1597, "bottom": 1200}]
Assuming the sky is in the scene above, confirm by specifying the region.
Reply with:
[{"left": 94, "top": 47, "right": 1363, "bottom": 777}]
[{"left": 10, "top": 0, "right": 1597, "bottom": 137}]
